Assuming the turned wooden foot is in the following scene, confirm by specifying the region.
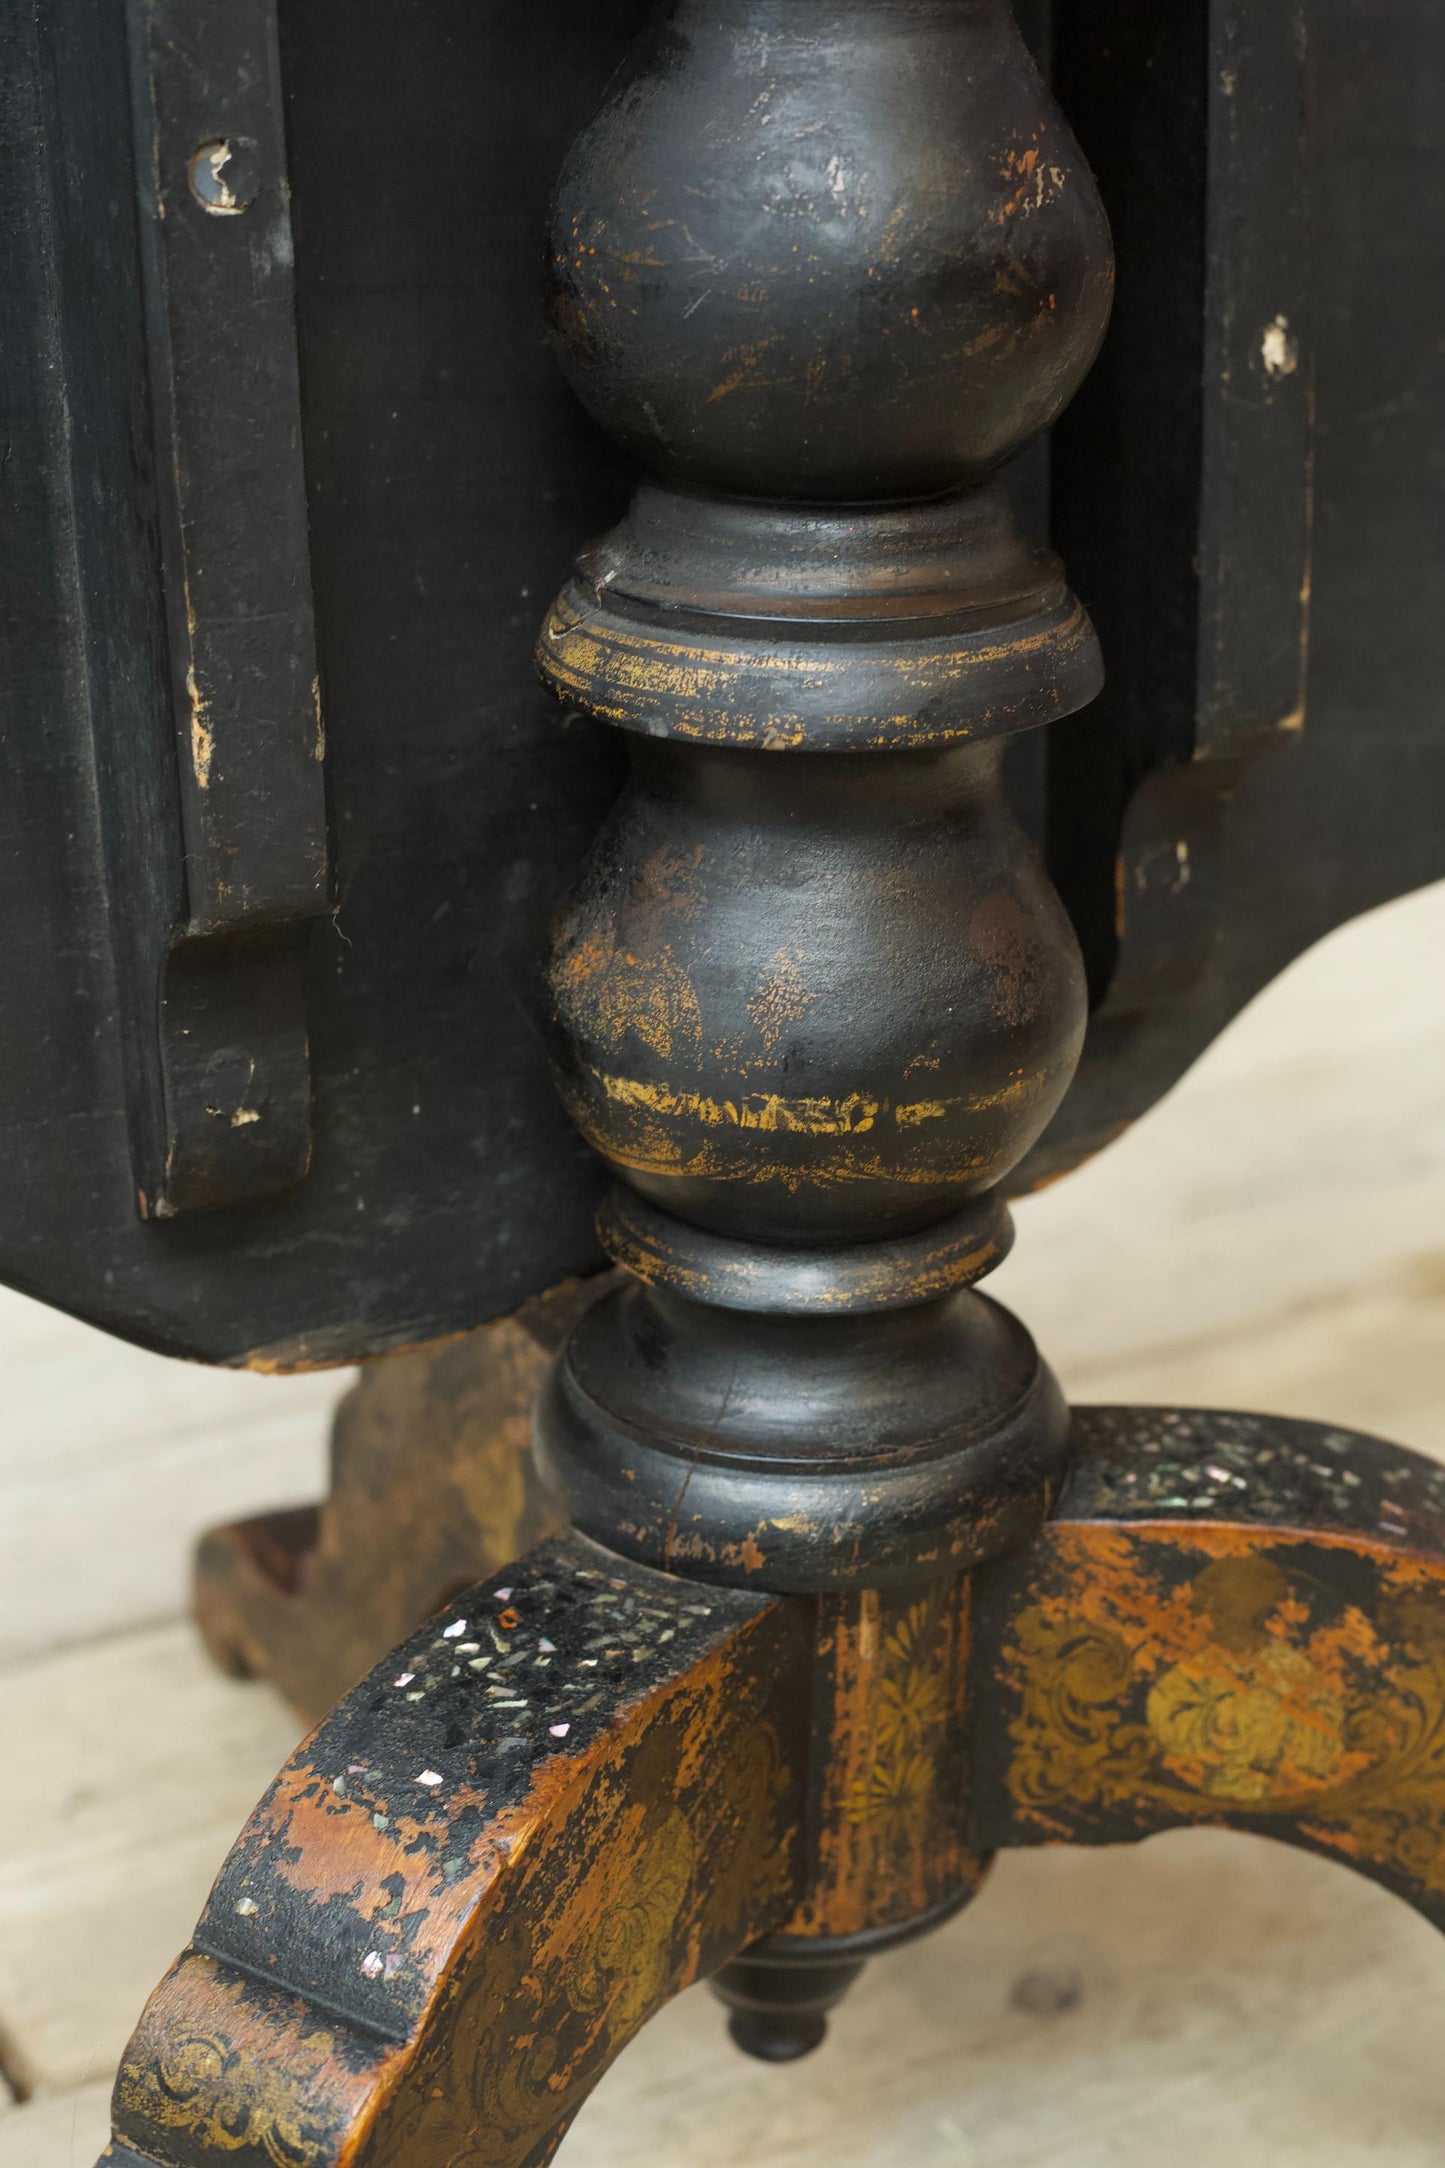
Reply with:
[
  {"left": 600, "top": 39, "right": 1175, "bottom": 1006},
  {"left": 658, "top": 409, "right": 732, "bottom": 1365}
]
[
  {"left": 972, "top": 1407, "right": 1445, "bottom": 1927},
  {"left": 105, "top": 1536, "right": 810, "bottom": 2168},
  {"left": 192, "top": 1286, "right": 597, "bottom": 1721}
]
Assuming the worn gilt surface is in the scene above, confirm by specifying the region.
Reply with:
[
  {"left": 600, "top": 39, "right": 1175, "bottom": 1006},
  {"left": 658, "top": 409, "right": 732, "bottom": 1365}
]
[
  {"left": 107, "top": 1539, "right": 807, "bottom": 2168},
  {"left": 784, "top": 1583, "right": 989, "bottom": 1940},
  {"left": 973, "top": 1410, "right": 1445, "bottom": 1924}
]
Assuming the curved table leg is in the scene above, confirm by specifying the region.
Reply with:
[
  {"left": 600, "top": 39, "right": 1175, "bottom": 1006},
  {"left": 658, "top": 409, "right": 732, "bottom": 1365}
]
[
  {"left": 971, "top": 1407, "right": 1445, "bottom": 1927},
  {"left": 101, "top": 1534, "right": 809, "bottom": 2168}
]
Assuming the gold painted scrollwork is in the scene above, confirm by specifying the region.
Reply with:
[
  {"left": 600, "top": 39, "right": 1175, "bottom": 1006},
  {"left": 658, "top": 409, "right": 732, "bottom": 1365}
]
[
  {"left": 844, "top": 1593, "right": 951, "bottom": 1826},
  {"left": 361, "top": 1718, "right": 795, "bottom": 2168},
  {"left": 1002, "top": 1534, "right": 1445, "bottom": 1898}
]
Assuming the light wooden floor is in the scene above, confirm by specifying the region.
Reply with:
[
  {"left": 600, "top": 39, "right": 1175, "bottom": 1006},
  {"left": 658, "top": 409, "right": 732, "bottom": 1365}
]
[{"left": 1, "top": 883, "right": 1442, "bottom": 2167}]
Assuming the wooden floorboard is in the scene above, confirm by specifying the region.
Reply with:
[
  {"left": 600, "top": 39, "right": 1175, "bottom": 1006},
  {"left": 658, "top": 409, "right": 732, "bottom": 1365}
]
[
  {"left": 0, "top": 1322, "right": 335, "bottom": 1668},
  {"left": 0, "top": 1623, "right": 301, "bottom": 2099},
  {"left": 567, "top": 1831, "right": 1445, "bottom": 2166},
  {"left": 0, "top": 2084, "right": 112, "bottom": 2168}
]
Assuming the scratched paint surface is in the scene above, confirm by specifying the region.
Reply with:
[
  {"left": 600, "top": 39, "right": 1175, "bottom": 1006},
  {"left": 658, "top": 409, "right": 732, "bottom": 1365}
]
[
  {"left": 545, "top": 746, "right": 1086, "bottom": 1246},
  {"left": 545, "top": 11, "right": 1111, "bottom": 500},
  {"left": 540, "top": 586, "right": 1100, "bottom": 751},
  {"left": 107, "top": 1538, "right": 807, "bottom": 2168}
]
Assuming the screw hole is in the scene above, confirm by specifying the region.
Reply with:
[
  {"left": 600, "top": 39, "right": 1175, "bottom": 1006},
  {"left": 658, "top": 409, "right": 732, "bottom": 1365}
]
[{"left": 188, "top": 139, "right": 254, "bottom": 216}]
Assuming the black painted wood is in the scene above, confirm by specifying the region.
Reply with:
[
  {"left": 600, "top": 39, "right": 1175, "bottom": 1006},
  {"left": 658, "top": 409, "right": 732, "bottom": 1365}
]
[
  {"left": 124, "top": 0, "right": 329, "bottom": 1218},
  {"left": 1, "top": 0, "right": 1440, "bottom": 1368},
  {"left": 1027, "top": 0, "right": 1445, "bottom": 1185},
  {"left": 0, "top": 0, "right": 642, "bottom": 1364},
  {"left": 533, "top": 0, "right": 1106, "bottom": 1598}
]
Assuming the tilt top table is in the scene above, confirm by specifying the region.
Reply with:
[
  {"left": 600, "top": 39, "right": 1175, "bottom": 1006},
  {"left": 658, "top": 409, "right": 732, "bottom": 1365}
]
[{"left": 3, "top": 1, "right": 1443, "bottom": 2164}]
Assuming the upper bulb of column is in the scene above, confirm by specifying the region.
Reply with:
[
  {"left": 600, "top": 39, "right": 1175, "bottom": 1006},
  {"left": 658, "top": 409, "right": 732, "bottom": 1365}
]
[{"left": 546, "top": 0, "right": 1113, "bottom": 499}]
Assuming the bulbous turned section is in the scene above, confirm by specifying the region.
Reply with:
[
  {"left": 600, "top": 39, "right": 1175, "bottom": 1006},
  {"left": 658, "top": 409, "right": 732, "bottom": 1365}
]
[
  {"left": 534, "top": 0, "right": 1111, "bottom": 1603},
  {"left": 546, "top": 733, "right": 1087, "bottom": 1244},
  {"left": 537, "top": 1271, "right": 1069, "bottom": 1590},
  {"left": 547, "top": 0, "right": 1113, "bottom": 498}
]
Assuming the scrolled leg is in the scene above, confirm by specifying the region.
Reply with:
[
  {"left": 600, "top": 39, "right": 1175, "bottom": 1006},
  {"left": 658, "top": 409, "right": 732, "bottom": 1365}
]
[
  {"left": 971, "top": 1407, "right": 1445, "bottom": 1928},
  {"left": 101, "top": 1536, "right": 810, "bottom": 2168}
]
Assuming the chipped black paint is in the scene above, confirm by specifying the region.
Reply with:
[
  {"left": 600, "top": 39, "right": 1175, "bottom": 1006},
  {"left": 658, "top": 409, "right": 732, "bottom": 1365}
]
[
  {"left": 1062, "top": 1406, "right": 1445, "bottom": 1552},
  {"left": 195, "top": 1537, "right": 769, "bottom": 2042},
  {"left": 105, "top": 1531, "right": 809, "bottom": 2167}
]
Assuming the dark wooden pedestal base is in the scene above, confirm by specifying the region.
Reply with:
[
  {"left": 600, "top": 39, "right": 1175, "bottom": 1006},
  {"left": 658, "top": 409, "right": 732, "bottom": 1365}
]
[{"left": 105, "top": 1405, "right": 1445, "bottom": 2168}]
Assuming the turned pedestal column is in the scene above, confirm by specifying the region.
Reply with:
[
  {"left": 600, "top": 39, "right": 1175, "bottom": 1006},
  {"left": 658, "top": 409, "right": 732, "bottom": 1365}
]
[{"left": 532, "top": 0, "right": 1111, "bottom": 2041}]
